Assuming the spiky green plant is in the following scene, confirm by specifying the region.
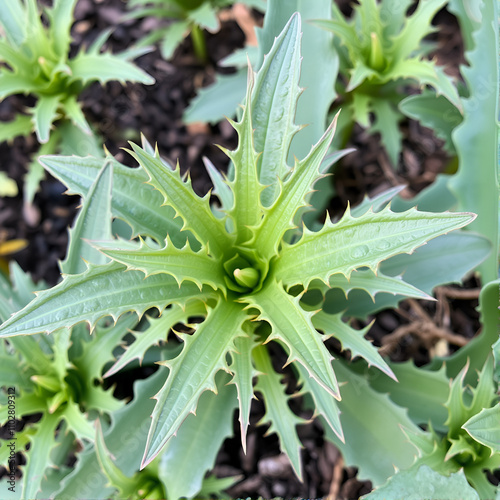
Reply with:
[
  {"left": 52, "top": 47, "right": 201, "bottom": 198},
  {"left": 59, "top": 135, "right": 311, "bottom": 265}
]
[
  {"left": 0, "top": 14, "right": 475, "bottom": 482},
  {"left": 0, "top": 0, "right": 154, "bottom": 201},
  {"left": 314, "top": 0, "right": 461, "bottom": 166}
]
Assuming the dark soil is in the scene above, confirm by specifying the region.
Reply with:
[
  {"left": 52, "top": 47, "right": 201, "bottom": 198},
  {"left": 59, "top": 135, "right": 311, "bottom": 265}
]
[{"left": 0, "top": 1, "right": 484, "bottom": 499}]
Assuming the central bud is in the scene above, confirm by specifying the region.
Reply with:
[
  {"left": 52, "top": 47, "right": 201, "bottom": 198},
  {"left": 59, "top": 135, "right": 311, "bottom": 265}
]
[
  {"left": 223, "top": 251, "right": 265, "bottom": 294},
  {"left": 233, "top": 267, "right": 259, "bottom": 289}
]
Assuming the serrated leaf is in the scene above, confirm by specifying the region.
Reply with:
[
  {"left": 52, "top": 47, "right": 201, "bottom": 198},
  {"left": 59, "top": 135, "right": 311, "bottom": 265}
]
[
  {"left": 246, "top": 280, "right": 339, "bottom": 399},
  {"left": 254, "top": 116, "right": 337, "bottom": 258},
  {"left": 251, "top": 12, "right": 301, "bottom": 206},
  {"left": 389, "top": 57, "right": 461, "bottom": 110},
  {"left": 77, "top": 313, "right": 138, "bottom": 381},
  {"left": 275, "top": 207, "right": 475, "bottom": 288},
  {"left": 313, "top": 311, "right": 394, "bottom": 379},
  {"left": 324, "top": 359, "right": 421, "bottom": 486},
  {"left": 21, "top": 412, "right": 59, "bottom": 500},
  {"left": 253, "top": 344, "right": 306, "bottom": 479},
  {"left": 104, "top": 302, "right": 206, "bottom": 378},
  {"left": 159, "top": 20, "right": 190, "bottom": 59},
  {"left": 61, "top": 94, "right": 92, "bottom": 135},
  {"left": 363, "top": 465, "right": 480, "bottom": 500},
  {"left": 399, "top": 91, "right": 462, "bottom": 153},
  {"left": 68, "top": 52, "right": 154, "bottom": 86},
  {"left": 327, "top": 268, "right": 432, "bottom": 301},
  {"left": 142, "top": 300, "right": 247, "bottom": 468},
  {"left": 229, "top": 332, "right": 258, "bottom": 450},
  {"left": 295, "top": 361, "right": 343, "bottom": 441},
  {"left": 0, "top": 73, "right": 38, "bottom": 99},
  {"left": 32, "top": 94, "right": 61, "bottom": 143},
  {"left": 0, "top": 114, "right": 33, "bottom": 142},
  {"left": 61, "top": 400, "right": 95, "bottom": 442},
  {"left": 369, "top": 98, "right": 402, "bottom": 166},
  {"left": 0, "top": 261, "right": 209, "bottom": 337},
  {"left": 49, "top": 0, "right": 78, "bottom": 58},
  {"left": 159, "top": 372, "right": 238, "bottom": 500},
  {"left": 39, "top": 155, "right": 192, "bottom": 245},
  {"left": 95, "top": 419, "right": 138, "bottom": 497},
  {"left": 226, "top": 68, "right": 263, "bottom": 244},
  {"left": 368, "top": 361, "right": 450, "bottom": 432},
  {"left": 128, "top": 144, "right": 233, "bottom": 258},
  {"left": 97, "top": 237, "right": 226, "bottom": 292},
  {"left": 61, "top": 160, "right": 113, "bottom": 275},
  {"left": 203, "top": 157, "right": 233, "bottom": 215}
]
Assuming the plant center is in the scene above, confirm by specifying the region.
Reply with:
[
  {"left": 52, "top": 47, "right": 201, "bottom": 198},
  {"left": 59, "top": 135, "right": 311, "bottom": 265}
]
[{"left": 223, "top": 251, "right": 266, "bottom": 294}]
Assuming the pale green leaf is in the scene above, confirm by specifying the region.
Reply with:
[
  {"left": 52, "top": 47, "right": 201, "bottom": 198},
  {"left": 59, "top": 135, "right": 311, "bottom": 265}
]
[
  {"left": 363, "top": 465, "right": 480, "bottom": 500},
  {"left": 225, "top": 68, "right": 262, "bottom": 244},
  {"left": 388, "top": 57, "right": 461, "bottom": 110},
  {"left": 97, "top": 237, "right": 225, "bottom": 291},
  {"left": 61, "top": 400, "right": 94, "bottom": 442},
  {"left": 85, "top": 385, "right": 124, "bottom": 414},
  {"left": 61, "top": 161, "right": 113, "bottom": 275},
  {"left": 95, "top": 420, "right": 138, "bottom": 498},
  {"left": 390, "top": 0, "right": 447, "bottom": 61},
  {"left": 68, "top": 52, "right": 155, "bottom": 86},
  {"left": 295, "top": 361, "right": 343, "bottom": 441},
  {"left": 77, "top": 313, "right": 138, "bottom": 382},
  {"left": 275, "top": 206, "right": 475, "bottom": 288},
  {"left": 0, "top": 261, "right": 208, "bottom": 337},
  {"left": 324, "top": 359, "right": 421, "bottom": 486},
  {"left": 39, "top": 155, "right": 192, "bottom": 245},
  {"left": 258, "top": 0, "right": 337, "bottom": 225},
  {"left": 49, "top": 0, "right": 78, "bottom": 58},
  {"left": 246, "top": 281, "right": 339, "bottom": 399},
  {"left": 61, "top": 95, "right": 91, "bottom": 135},
  {"left": 368, "top": 362, "right": 450, "bottom": 432},
  {"left": 190, "top": 3, "right": 218, "bottom": 32},
  {"left": 32, "top": 94, "right": 61, "bottom": 143},
  {"left": 142, "top": 300, "right": 247, "bottom": 468},
  {"left": 253, "top": 344, "right": 306, "bottom": 479},
  {"left": 229, "top": 332, "right": 258, "bottom": 450},
  {"left": 254, "top": 116, "right": 337, "bottom": 258},
  {"left": 0, "top": 114, "right": 33, "bottom": 142},
  {"left": 449, "top": 0, "right": 499, "bottom": 282},
  {"left": 327, "top": 268, "right": 432, "bottom": 301},
  {"left": 313, "top": 311, "right": 394, "bottom": 379},
  {"left": 21, "top": 412, "right": 59, "bottom": 500},
  {"left": 369, "top": 98, "right": 402, "bottom": 166},
  {"left": 399, "top": 91, "right": 462, "bottom": 153},
  {"left": 128, "top": 143, "right": 233, "bottom": 258},
  {"left": 159, "top": 372, "right": 237, "bottom": 500},
  {"left": 104, "top": 302, "right": 205, "bottom": 378},
  {"left": 159, "top": 20, "right": 190, "bottom": 59},
  {"left": 0, "top": 72, "right": 38, "bottom": 99},
  {"left": 251, "top": 12, "right": 301, "bottom": 206},
  {"left": 203, "top": 156, "right": 233, "bottom": 213},
  {"left": 0, "top": 0, "right": 25, "bottom": 46},
  {"left": 183, "top": 70, "right": 247, "bottom": 124},
  {"left": 347, "top": 61, "right": 378, "bottom": 92},
  {"left": 53, "top": 370, "right": 168, "bottom": 498}
]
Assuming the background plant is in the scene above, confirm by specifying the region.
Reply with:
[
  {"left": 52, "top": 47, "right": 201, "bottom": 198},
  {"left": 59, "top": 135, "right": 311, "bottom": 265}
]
[
  {"left": 126, "top": 0, "right": 265, "bottom": 62},
  {"left": 0, "top": 0, "right": 154, "bottom": 203},
  {"left": 313, "top": 0, "right": 461, "bottom": 167}
]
